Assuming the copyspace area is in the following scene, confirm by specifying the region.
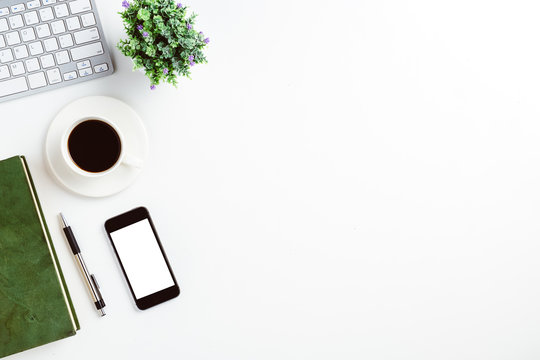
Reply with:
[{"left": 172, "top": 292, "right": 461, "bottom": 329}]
[{"left": 3, "top": 0, "right": 540, "bottom": 359}]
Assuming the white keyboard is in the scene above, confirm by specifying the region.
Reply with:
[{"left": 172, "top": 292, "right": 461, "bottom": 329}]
[{"left": 0, "top": 0, "right": 113, "bottom": 102}]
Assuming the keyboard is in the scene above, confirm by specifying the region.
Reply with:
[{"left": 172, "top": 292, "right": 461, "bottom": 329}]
[{"left": 0, "top": 0, "right": 113, "bottom": 103}]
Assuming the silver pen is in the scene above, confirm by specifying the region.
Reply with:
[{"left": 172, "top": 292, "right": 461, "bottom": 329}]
[{"left": 59, "top": 213, "right": 106, "bottom": 316}]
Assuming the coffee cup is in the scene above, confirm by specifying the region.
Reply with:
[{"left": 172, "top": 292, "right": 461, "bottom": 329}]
[{"left": 61, "top": 116, "right": 142, "bottom": 177}]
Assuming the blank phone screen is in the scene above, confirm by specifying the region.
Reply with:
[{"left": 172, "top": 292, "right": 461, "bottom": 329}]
[{"left": 109, "top": 219, "right": 175, "bottom": 299}]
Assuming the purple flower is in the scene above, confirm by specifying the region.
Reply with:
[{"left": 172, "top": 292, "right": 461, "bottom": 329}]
[
  {"left": 188, "top": 55, "right": 195, "bottom": 67},
  {"left": 150, "top": 85, "right": 156, "bottom": 90},
  {"left": 199, "top": 31, "right": 203, "bottom": 35},
  {"left": 187, "top": 23, "right": 192, "bottom": 30},
  {"left": 143, "top": 31, "right": 149, "bottom": 37},
  {"left": 204, "top": 37, "right": 210, "bottom": 44},
  {"left": 122, "top": 0, "right": 130, "bottom": 8},
  {"left": 137, "top": 24, "right": 143, "bottom": 30},
  {"left": 163, "top": 68, "right": 169, "bottom": 75},
  {"left": 189, "top": 61, "right": 195, "bottom": 67},
  {"left": 176, "top": 2, "right": 182, "bottom": 8}
]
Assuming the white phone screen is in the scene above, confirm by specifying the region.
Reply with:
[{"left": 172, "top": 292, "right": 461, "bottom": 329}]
[{"left": 109, "top": 219, "right": 175, "bottom": 299}]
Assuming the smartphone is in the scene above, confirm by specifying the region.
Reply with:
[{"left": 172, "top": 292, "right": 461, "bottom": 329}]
[{"left": 105, "top": 207, "right": 180, "bottom": 310}]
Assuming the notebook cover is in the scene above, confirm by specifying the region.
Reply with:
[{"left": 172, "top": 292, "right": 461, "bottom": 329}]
[
  {"left": 20, "top": 156, "right": 80, "bottom": 332},
  {"left": 0, "top": 156, "right": 79, "bottom": 358}
]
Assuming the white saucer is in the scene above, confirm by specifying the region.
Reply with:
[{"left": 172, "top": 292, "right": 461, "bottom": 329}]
[{"left": 45, "top": 96, "right": 149, "bottom": 197}]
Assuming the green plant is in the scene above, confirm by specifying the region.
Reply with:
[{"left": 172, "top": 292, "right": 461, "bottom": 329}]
[{"left": 117, "top": 0, "right": 209, "bottom": 89}]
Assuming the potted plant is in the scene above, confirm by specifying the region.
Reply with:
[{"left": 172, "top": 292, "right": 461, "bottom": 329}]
[{"left": 117, "top": 0, "right": 209, "bottom": 89}]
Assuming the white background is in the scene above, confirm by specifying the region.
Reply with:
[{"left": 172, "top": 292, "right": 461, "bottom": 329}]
[{"left": 3, "top": 0, "right": 540, "bottom": 359}]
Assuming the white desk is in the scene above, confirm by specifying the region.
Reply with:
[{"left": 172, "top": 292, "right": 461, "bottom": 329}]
[{"left": 3, "top": 0, "right": 540, "bottom": 359}]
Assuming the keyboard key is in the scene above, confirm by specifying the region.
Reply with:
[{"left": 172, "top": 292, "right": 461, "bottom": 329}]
[
  {"left": 0, "top": 35, "right": 4, "bottom": 48},
  {"left": 0, "top": 65, "right": 9, "bottom": 79},
  {"left": 10, "top": 62, "right": 24, "bottom": 76},
  {"left": 80, "top": 13, "right": 95, "bottom": 27},
  {"left": 55, "top": 49, "right": 69, "bottom": 64},
  {"left": 73, "top": 27, "right": 99, "bottom": 45},
  {"left": 5, "top": 31, "right": 21, "bottom": 45},
  {"left": 76, "top": 60, "right": 89, "bottom": 69},
  {"left": 28, "top": 40, "right": 43, "bottom": 55},
  {"left": 58, "top": 33, "right": 72, "bottom": 48},
  {"left": 26, "top": 1, "right": 40, "bottom": 9},
  {"left": 0, "top": 48, "right": 13, "bottom": 63},
  {"left": 42, "top": 0, "right": 56, "bottom": 4},
  {"left": 78, "top": 67, "right": 92, "bottom": 77},
  {"left": 0, "top": 77, "right": 28, "bottom": 97},
  {"left": 0, "top": 19, "right": 8, "bottom": 32},
  {"left": 69, "top": 0, "right": 91, "bottom": 14},
  {"left": 35, "top": 24, "right": 50, "bottom": 38},
  {"left": 13, "top": 44, "right": 28, "bottom": 59},
  {"left": 65, "top": 16, "right": 80, "bottom": 31},
  {"left": 51, "top": 20, "right": 65, "bottom": 34},
  {"left": 0, "top": 8, "right": 9, "bottom": 17},
  {"left": 70, "top": 41, "right": 102, "bottom": 60},
  {"left": 43, "top": 37, "right": 58, "bottom": 51},
  {"left": 63, "top": 70, "right": 77, "bottom": 80},
  {"left": 10, "top": 61, "right": 25, "bottom": 75},
  {"left": 40, "top": 53, "right": 54, "bottom": 67},
  {"left": 28, "top": 71, "right": 46, "bottom": 88},
  {"left": 46, "top": 67, "right": 61, "bottom": 83},
  {"left": 20, "top": 27, "right": 36, "bottom": 42},
  {"left": 39, "top": 7, "right": 53, "bottom": 21},
  {"left": 25, "top": 57, "right": 40, "bottom": 71},
  {"left": 10, "top": 4, "right": 25, "bottom": 13},
  {"left": 9, "top": 15, "right": 24, "bottom": 29},
  {"left": 24, "top": 11, "right": 39, "bottom": 25},
  {"left": 54, "top": 4, "right": 68, "bottom": 17},
  {"left": 94, "top": 63, "right": 108, "bottom": 73}
]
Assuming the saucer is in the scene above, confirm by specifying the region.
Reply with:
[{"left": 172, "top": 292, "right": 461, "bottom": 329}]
[{"left": 45, "top": 96, "right": 149, "bottom": 197}]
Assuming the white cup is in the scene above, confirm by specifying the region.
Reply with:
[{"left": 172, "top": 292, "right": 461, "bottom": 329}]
[{"left": 61, "top": 116, "right": 142, "bottom": 177}]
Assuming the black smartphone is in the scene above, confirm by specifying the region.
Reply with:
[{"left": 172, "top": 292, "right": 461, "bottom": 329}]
[{"left": 105, "top": 207, "right": 180, "bottom": 310}]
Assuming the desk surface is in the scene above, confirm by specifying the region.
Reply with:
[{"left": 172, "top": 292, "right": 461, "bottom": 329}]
[{"left": 3, "top": 0, "right": 540, "bottom": 359}]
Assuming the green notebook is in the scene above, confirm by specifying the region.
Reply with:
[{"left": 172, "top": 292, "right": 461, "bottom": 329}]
[{"left": 0, "top": 156, "right": 79, "bottom": 358}]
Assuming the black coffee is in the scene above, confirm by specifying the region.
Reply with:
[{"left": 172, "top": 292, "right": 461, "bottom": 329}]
[{"left": 68, "top": 120, "right": 121, "bottom": 173}]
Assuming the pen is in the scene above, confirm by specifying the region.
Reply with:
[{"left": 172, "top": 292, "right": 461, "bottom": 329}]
[{"left": 59, "top": 213, "right": 106, "bottom": 317}]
